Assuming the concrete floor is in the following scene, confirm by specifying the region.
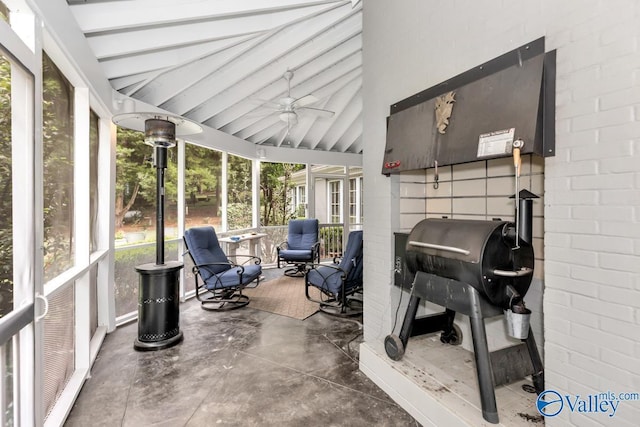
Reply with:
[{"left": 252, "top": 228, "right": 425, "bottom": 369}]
[{"left": 65, "top": 298, "right": 418, "bottom": 426}]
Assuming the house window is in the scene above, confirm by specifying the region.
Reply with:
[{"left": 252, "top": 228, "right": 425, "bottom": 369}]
[
  {"left": 349, "top": 178, "right": 357, "bottom": 223},
  {"left": 89, "top": 109, "right": 99, "bottom": 252},
  {"left": 296, "top": 185, "right": 306, "bottom": 217},
  {"left": 329, "top": 180, "right": 342, "bottom": 223}
]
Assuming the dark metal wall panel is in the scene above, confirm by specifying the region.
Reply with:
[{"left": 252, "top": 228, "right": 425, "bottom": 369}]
[
  {"left": 384, "top": 100, "right": 436, "bottom": 172},
  {"left": 382, "top": 38, "right": 555, "bottom": 175}
]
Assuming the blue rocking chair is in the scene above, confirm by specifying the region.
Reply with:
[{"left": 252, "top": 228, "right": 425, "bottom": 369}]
[
  {"left": 184, "top": 226, "right": 262, "bottom": 311},
  {"left": 305, "top": 230, "right": 363, "bottom": 316}
]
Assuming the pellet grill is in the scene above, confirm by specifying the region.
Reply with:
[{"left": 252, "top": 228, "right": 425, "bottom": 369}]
[{"left": 385, "top": 196, "right": 544, "bottom": 424}]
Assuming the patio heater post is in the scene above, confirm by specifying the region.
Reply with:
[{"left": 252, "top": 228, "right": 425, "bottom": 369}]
[
  {"left": 155, "top": 144, "right": 166, "bottom": 264},
  {"left": 112, "top": 112, "right": 202, "bottom": 351},
  {"left": 133, "top": 118, "right": 183, "bottom": 351}
]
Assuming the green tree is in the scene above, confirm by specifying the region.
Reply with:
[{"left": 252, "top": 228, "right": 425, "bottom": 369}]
[
  {"left": 260, "top": 162, "right": 303, "bottom": 226},
  {"left": 114, "top": 127, "right": 154, "bottom": 227},
  {"left": 227, "top": 155, "right": 252, "bottom": 229},
  {"left": 42, "top": 54, "right": 74, "bottom": 279},
  {"left": 0, "top": 56, "right": 12, "bottom": 317},
  {"left": 185, "top": 144, "right": 220, "bottom": 207}
]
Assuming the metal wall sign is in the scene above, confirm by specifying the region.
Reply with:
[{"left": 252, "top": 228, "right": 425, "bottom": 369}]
[{"left": 382, "top": 38, "right": 556, "bottom": 175}]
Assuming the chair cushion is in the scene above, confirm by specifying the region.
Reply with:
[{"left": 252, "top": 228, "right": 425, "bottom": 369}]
[
  {"left": 307, "top": 230, "right": 363, "bottom": 296},
  {"left": 279, "top": 249, "right": 313, "bottom": 261},
  {"left": 307, "top": 266, "right": 344, "bottom": 296},
  {"left": 286, "top": 219, "right": 318, "bottom": 251},
  {"left": 339, "top": 230, "right": 363, "bottom": 288},
  {"left": 184, "top": 226, "right": 230, "bottom": 280},
  {"left": 204, "top": 264, "right": 262, "bottom": 290}
]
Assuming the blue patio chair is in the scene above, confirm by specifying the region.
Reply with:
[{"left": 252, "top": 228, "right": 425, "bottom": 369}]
[
  {"left": 184, "top": 226, "right": 262, "bottom": 311},
  {"left": 305, "top": 230, "right": 363, "bottom": 316},
  {"left": 276, "top": 218, "right": 320, "bottom": 277}
]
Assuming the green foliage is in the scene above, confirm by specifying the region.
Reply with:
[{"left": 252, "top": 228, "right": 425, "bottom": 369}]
[
  {"left": 0, "top": 57, "right": 12, "bottom": 317},
  {"left": 185, "top": 144, "right": 220, "bottom": 203},
  {"left": 227, "top": 202, "right": 253, "bottom": 231},
  {"left": 115, "top": 127, "right": 154, "bottom": 226},
  {"left": 227, "top": 155, "right": 252, "bottom": 229},
  {"left": 260, "top": 162, "right": 304, "bottom": 226},
  {"left": 42, "top": 54, "right": 75, "bottom": 280}
]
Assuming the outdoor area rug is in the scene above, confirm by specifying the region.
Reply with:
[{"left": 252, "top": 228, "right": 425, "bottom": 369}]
[{"left": 242, "top": 269, "right": 322, "bottom": 320}]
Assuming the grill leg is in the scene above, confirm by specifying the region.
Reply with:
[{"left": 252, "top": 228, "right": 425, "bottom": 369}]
[
  {"left": 439, "top": 308, "right": 459, "bottom": 344},
  {"left": 469, "top": 313, "right": 499, "bottom": 424},
  {"left": 384, "top": 294, "right": 421, "bottom": 360},
  {"left": 524, "top": 329, "right": 545, "bottom": 394},
  {"left": 398, "top": 294, "right": 421, "bottom": 346}
]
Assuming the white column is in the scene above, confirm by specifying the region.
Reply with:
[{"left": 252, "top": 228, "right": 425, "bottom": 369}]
[
  {"left": 177, "top": 139, "right": 185, "bottom": 299},
  {"left": 97, "top": 120, "right": 116, "bottom": 332},
  {"left": 305, "top": 164, "right": 313, "bottom": 218},
  {"left": 251, "top": 159, "right": 260, "bottom": 229},
  {"left": 221, "top": 152, "right": 228, "bottom": 231},
  {"left": 73, "top": 87, "right": 91, "bottom": 372},
  {"left": 10, "top": 39, "right": 37, "bottom": 427}
]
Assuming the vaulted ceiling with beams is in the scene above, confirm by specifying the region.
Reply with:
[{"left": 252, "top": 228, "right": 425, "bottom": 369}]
[{"left": 66, "top": 0, "right": 363, "bottom": 154}]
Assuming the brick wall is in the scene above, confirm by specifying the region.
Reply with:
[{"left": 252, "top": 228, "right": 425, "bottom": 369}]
[{"left": 362, "top": 1, "right": 640, "bottom": 425}]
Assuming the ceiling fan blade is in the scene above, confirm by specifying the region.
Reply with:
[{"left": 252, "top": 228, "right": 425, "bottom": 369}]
[
  {"left": 293, "top": 94, "right": 318, "bottom": 108},
  {"left": 297, "top": 106, "right": 335, "bottom": 118}
]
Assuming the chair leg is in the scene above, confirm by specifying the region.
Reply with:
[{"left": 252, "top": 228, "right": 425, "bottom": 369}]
[
  {"left": 198, "top": 287, "right": 250, "bottom": 311},
  {"left": 318, "top": 289, "right": 363, "bottom": 317},
  {"left": 284, "top": 263, "right": 306, "bottom": 277}
]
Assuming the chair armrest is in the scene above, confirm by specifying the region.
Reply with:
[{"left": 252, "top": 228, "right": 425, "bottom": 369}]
[
  {"left": 226, "top": 254, "right": 262, "bottom": 266},
  {"left": 312, "top": 241, "right": 321, "bottom": 262},
  {"left": 306, "top": 263, "right": 347, "bottom": 294},
  {"left": 192, "top": 261, "right": 235, "bottom": 274},
  {"left": 308, "top": 262, "right": 346, "bottom": 275},
  {"left": 276, "top": 241, "right": 289, "bottom": 251}
]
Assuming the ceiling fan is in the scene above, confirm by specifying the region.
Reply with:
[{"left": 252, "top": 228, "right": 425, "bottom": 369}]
[{"left": 257, "top": 69, "right": 335, "bottom": 130}]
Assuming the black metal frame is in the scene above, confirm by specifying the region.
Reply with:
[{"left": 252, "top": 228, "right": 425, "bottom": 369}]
[
  {"left": 276, "top": 240, "right": 320, "bottom": 277},
  {"left": 185, "top": 242, "right": 261, "bottom": 311},
  {"left": 385, "top": 272, "right": 544, "bottom": 424},
  {"left": 305, "top": 255, "right": 363, "bottom": 317}
]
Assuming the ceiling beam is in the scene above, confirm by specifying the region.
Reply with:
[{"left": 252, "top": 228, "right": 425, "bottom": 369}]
[
  {"left": 188, "top": 29, "right": 361, "bottom": 126},
  {"left": 304, "top": 74, "right": 361, "bottom": 150},
  {"left": 84, "top": 8, "right": 324, "bottom": 60},
  {"left": 324, "top": 88, "right": 362, "bottom": 151},
  {"left": 69, "top": 0, "right": 346, "bottom": 34},
  {"left": 170, "top": 3, "right": 358, "bottom": 117},
  {"left": 214, "top": 52, "right": 361, "bottom": 136}
]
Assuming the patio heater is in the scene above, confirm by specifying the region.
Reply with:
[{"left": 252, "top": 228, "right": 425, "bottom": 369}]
[{"left": 113, "top": 113, "right": 202, "bottom": 351}]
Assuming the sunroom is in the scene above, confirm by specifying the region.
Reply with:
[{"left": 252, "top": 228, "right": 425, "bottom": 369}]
[{"left": 2, "top": 1, "right": 639, "bottom": 427}]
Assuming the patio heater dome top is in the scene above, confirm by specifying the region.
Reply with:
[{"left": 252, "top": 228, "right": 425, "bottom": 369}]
[{"left": 112, "top": 112, "right": 203, "bottom": 146}]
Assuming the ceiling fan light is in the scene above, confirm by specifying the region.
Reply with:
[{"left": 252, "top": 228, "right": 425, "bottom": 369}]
[{"left": 279, "top": 111, "right": 297, "bottom": 125}]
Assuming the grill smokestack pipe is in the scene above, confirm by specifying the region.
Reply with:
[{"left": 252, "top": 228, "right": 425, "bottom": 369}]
[{"left": 511, "top": 189, "right": 539, "bottom": 245}]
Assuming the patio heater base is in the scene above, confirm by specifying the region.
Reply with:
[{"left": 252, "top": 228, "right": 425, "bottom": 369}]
[{"left": 134, "top": 261, "right": 184, "bottom": 352}]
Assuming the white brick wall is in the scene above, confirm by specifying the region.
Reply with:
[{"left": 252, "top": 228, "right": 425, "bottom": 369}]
[{"left": 362, "top": 1, "right": 640, "bottom": 425}]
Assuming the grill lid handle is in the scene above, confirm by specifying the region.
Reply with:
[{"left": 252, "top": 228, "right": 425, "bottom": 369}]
[
  {"left": 492, "top": 267, "right": 533, "bottom": 277},
  {"left": 408, "top": 241, "right": 471, "bottom": 256}
]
